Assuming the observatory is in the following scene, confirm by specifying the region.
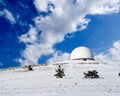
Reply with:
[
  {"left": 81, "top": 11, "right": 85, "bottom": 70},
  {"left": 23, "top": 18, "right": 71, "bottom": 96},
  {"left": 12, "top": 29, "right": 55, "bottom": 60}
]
[{"left": 70, "top": 46, "right": 94, "bottom": 61}]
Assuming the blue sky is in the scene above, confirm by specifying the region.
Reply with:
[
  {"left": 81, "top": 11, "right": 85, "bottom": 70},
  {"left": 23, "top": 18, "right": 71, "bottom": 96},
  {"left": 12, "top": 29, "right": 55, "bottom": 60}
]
[
  {"left": 0, "top": 0, "right": 120, "bottom": 68},
  {"left": 55, "top": 13, "right": 120, "bottom": 52}
]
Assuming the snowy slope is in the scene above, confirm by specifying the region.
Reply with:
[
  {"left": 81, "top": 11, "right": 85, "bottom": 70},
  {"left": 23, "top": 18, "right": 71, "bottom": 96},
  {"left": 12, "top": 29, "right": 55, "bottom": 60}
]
[{"left": 0, "top": 62, "right": 120, "bottom": 96}]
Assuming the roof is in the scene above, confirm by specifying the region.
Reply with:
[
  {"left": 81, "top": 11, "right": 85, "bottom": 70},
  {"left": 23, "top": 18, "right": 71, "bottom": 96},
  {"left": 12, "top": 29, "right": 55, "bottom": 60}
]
[{"left": 70, "top": 46, "right": 94, "bottom": 60}]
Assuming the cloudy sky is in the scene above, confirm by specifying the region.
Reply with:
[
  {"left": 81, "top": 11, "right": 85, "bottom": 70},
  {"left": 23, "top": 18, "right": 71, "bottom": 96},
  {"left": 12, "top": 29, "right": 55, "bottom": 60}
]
[{"left": 0, "top": 0, "right": 120, "bottom": 68}]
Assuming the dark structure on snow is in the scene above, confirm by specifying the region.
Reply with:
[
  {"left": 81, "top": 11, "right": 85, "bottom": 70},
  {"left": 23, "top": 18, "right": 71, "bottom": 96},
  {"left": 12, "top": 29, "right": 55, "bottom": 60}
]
[
  {"left": 84, "top": 70, "right": 99, "bottom": 78},
  {"left": 54, "top": 65, "right": 65, "bottom": 78},
  {"left": 28, "top": 65, "right": 33, "bottom": 71}
]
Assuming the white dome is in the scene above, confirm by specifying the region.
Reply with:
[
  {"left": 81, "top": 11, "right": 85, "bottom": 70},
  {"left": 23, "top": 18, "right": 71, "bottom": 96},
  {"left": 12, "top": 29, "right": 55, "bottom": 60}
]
[{"left": 70, "top": 46, "right": 94, "bottom": 60}]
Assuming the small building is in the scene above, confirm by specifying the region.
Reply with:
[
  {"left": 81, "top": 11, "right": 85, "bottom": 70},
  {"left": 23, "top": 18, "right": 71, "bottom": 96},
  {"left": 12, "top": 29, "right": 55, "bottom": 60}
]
[{"left": 70, "top": 46, "right": 94, "bottom": 61}]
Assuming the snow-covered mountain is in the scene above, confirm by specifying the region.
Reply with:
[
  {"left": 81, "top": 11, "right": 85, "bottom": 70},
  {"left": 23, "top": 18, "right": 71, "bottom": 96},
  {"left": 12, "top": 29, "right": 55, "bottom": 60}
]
[{"left": 0, "top": 62, "right": 120, "bottom": 96}]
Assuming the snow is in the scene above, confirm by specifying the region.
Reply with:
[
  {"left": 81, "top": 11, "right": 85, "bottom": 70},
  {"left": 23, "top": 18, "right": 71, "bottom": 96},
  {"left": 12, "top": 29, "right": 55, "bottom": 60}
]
[{"left": 0, "top": 62, "right": 120, "bottom": 96}]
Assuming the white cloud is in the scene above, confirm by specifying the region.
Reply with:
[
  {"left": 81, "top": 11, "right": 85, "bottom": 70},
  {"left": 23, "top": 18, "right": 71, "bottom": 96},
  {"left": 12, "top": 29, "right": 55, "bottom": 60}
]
[
  {"left": 0, "top": 9, "right": 16, "bottom": 24},
  {"left": 19, "top": 43, "right": 54, "bottom": 66},
  {"left": 47, "top": 51, "right": 70, "bottom": 63},
  {"left": 95, "top": 40, "right": 120, "bottom": 63},
  {"left": 19, "top": 26, "right": 54, "bottom": 65},
  {"left": 19, "top": 26, "right": 38, "bottom": 43},
  {"left": 19, "top": 0, "right": 120, "bottom": 65},
  {"left": 34, "top": 0, "right": 48, "bottom": 12},
  {"left": 87, "top": 0, "right": 120, "bottom": 15}
]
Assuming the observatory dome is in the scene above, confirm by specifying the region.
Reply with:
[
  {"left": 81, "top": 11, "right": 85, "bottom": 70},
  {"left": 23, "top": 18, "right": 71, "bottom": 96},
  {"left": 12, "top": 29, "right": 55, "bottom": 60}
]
[{"left": 70, "top": 46, "right": 94, "bottom": 60}]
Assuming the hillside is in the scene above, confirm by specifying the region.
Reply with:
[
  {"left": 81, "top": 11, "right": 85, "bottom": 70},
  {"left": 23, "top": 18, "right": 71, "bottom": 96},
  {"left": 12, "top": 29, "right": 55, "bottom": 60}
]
[{"left": 0, "top": 62, "right": 120, "bottom": 96}]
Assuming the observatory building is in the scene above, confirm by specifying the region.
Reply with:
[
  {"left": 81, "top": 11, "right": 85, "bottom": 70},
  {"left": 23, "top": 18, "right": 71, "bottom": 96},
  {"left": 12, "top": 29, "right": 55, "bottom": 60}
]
[{"left": 70, "top": 46, "right": 94, "bottom": 61}]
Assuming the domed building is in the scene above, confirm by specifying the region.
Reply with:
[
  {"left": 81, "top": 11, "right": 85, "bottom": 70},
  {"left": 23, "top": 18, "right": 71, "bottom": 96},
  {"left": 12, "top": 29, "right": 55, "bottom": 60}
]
[{"left": 70, "top": 46, "right": 94, "bottom": 61}]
